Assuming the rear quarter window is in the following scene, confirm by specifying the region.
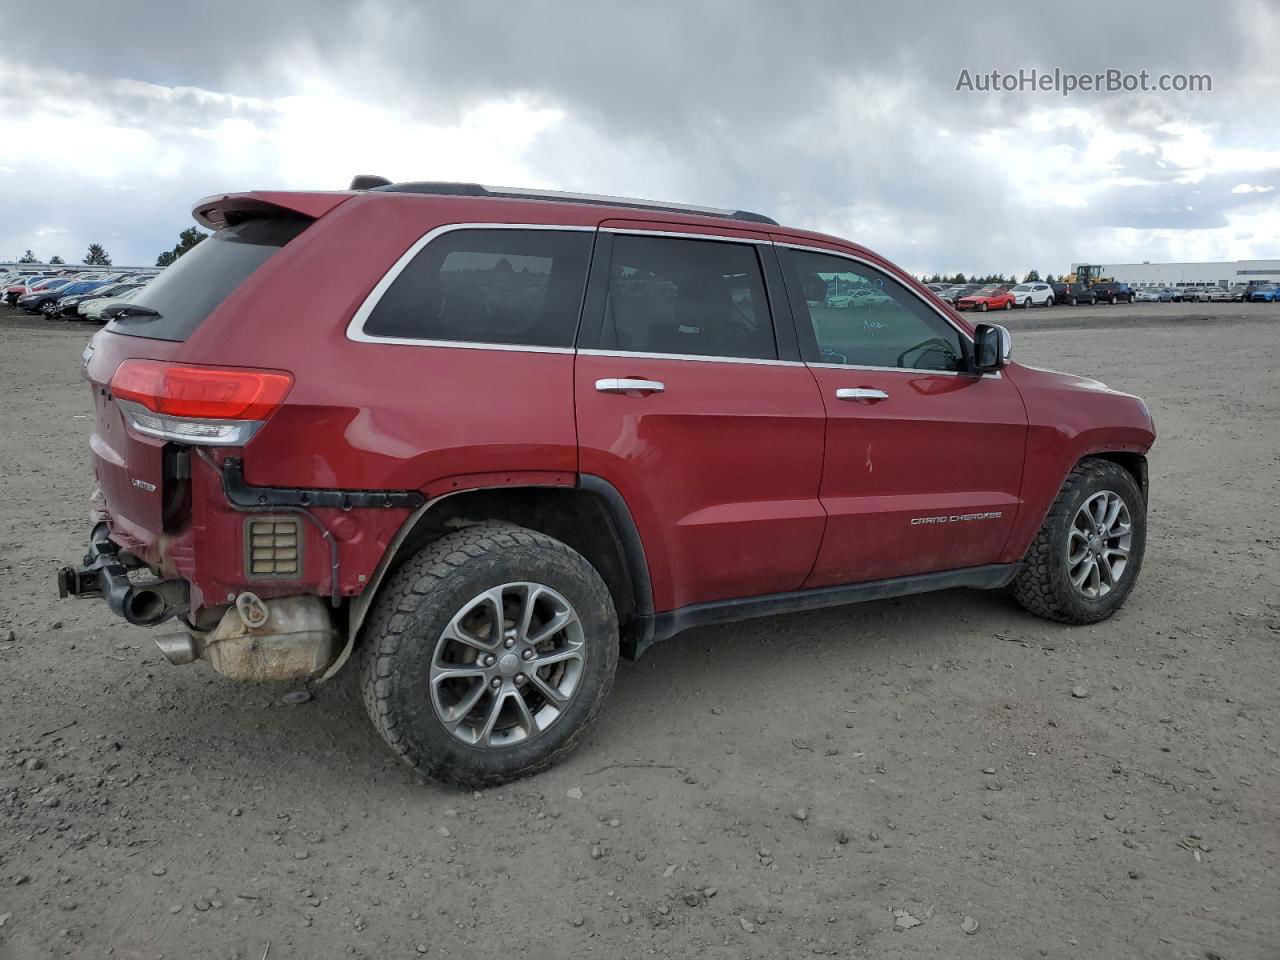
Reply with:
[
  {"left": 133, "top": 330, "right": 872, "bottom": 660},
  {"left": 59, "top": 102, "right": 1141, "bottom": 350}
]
[{"left": 107, "top": 217, "right": 310, "bottom": 342}]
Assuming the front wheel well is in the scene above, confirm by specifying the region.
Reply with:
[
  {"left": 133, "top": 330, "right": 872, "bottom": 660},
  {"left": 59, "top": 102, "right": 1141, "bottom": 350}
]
[{"left": 1086, "top": 452, "right": 1148, "bottom": 501}]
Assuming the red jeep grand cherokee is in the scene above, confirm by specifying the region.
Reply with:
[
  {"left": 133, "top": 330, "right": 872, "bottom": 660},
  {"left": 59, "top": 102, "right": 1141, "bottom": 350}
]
[{"left": 60, "top": 178, "right": 1154, "bottom": 786}]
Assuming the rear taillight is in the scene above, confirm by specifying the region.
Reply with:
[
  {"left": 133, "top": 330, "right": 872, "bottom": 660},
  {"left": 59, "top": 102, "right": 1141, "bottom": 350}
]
[{"left": 110, "top": 359, "right": 293, "bottom": 446}]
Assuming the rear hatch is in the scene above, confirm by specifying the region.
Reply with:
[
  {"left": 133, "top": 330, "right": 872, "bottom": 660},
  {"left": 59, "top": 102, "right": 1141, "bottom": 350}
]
[{"left": 85, "top": 204, "right": 327, "bottom": 552}]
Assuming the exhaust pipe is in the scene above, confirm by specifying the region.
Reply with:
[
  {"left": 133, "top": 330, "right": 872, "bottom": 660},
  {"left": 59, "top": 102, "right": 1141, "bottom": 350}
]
[
  {"left": 154, "top": 632, "right": 198, "bottom": 665},
  {"left": 121, "top": 580, "right": 189, "bottom": 626}
]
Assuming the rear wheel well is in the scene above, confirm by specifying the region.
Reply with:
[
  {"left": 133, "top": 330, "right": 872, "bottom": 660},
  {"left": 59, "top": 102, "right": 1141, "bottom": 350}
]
[{"left": 389, "top": 487, "right": 640, "bottom": 629}]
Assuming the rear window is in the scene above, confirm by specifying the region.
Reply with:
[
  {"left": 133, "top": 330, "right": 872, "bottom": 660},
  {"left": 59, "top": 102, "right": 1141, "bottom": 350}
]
[
  {"left": 361, "top": 228, "right": 593, "bottom": 348},
  {"left": 107, "top": 217, "right": 309, "bottom": 341}
]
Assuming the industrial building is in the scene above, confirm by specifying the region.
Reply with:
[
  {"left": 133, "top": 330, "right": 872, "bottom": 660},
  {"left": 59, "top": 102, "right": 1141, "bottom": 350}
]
[{"left": 1070, "top": 258, "right": 1280, "bottom": 291}]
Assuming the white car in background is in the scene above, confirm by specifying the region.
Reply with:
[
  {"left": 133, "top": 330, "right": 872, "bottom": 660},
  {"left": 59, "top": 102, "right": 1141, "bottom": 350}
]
[
  {"left": 1208, "top": 284, "right": 1248, "bottom": 302},
  {"left": 1009, "top": 282, "right": 1055, "bottom": 307},
  {"left": 78, "top": 285, "right": 144, "bottom": 322}
]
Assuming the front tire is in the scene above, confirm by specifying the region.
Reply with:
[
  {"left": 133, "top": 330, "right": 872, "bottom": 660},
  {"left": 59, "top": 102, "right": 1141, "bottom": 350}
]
[
  {"left": 1011, "top": 459, "right": 1146, "bottom": 625},
  {"left": 358, "top": 522, "right": 619, "bottom": 787}
]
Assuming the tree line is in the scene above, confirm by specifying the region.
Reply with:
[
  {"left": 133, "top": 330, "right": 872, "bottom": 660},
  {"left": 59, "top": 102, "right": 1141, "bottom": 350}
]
[
  {"left": 919, "top": 269, "right": 1065, "bottom": 284},
  {"left": 16, "top": 244, "right": 110, "bottom": 266},
  {"left": 13, "top": 228, "right": 209, "bottom": 269}
]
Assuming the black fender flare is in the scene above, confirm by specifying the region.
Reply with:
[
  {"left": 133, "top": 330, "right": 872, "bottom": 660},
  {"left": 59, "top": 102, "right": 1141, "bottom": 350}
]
[{"left": 319, "top": 474, "right": 655, "bottom": 680}]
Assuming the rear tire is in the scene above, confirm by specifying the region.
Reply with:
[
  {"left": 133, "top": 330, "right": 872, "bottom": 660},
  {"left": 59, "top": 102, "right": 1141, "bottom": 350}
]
[
  {"left": 358, "top": 522, "right": 619, "bottom": 787},
  {"left": 1011, "top": 459, "right": 1146, "bottom": 625}
]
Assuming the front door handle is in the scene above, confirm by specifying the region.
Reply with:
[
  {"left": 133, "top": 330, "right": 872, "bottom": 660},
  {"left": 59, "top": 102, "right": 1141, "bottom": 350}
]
[
  {"left": 595, "top": 378, "right": 665, "bottom": 394},
  {"left": 835, "top": 387, "right": 889, "bottom": 402}
]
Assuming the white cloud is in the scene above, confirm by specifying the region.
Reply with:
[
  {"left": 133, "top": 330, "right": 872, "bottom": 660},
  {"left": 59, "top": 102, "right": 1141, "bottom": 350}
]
[{"left": 3, "top": 3, "right": 1280, "bottom": 276}]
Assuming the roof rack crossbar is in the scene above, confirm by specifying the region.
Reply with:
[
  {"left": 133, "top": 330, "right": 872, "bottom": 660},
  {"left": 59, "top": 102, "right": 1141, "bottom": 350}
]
[{"left": 358, "top": 179, "right": 777, "bottom": 225}]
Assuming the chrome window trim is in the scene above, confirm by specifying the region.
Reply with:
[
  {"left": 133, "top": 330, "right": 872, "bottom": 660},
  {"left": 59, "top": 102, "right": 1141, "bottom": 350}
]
[
  {"left": 348, "top": 337, "right": 574, "bottom": 355},
  {"left": 600, "top": 226, "right": 770, "bottom": 245},
  {"left": 806, "top": 360, "right": 1000, "bottom": 380},
  {"left": 579, "top": 348, "right": 804, "bottom": 367},
  {"left": 808, "top": 361, "right": 962, "bottom": 376},
  {"left": 345, "top": 222, "right": 595, "bottom": 348}
]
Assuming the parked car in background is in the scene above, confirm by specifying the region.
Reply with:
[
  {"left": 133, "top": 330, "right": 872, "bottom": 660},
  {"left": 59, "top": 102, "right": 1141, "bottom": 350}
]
[
  {"left": 1208, "top": 284, "right": 1248, "bottom": 302},
  {"left": 939, "top": 284, "right": 980, "bottom": 305},
  {"left": 1247, "top": 284, "right": 1278, "bottom": 302},
  {"left": 956, "top": 285, "right": 1017, "bottom": 311},
  {"left": 1050, "top": 282, "right": 1097, "bottom": 305},
  {"left": 81, "top": 286, "right": 146, "bottom": 322},
  {"left": 4, "top": 276, "right": 52, "bottom": 305},
  {"left": 1009, "top": 282, "right": 1055, "bottom": 308},
  {"left": 36, "top": 280, "right": 108, "bottom": 316},
  {"left": 54, "top": 282, "right": 140, "bottom": 318},
  {"left": 1091, "top": 282, "right": 1135, "bottom": 304},
  {"left": 15, "top": 278, "right": 76, "bottom": 312},
  {"left": 1134, "top": 288, "right": 1165, "bottom": 302}
]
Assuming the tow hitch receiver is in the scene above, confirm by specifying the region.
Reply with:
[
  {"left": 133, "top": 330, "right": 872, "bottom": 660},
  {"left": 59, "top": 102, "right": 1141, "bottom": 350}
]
[{"left": 57, "top": 523, "right": 189, "bottom": 626}]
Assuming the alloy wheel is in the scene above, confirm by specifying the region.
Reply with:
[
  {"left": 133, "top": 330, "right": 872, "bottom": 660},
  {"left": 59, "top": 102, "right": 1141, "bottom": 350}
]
[
  {"left": 429, "top": 582, "right": 586, "bottom": 748},
  {"left": 1066, "top": 490, "right": 1132, "bottom": 599}
]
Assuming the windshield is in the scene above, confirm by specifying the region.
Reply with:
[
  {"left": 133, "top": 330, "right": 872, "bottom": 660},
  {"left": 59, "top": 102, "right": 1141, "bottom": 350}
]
[
  {"left": 108, "top": 216, "right": 310, "bottom": 341},
  {"left": 974, "top": 286, "right": 1001, "bottom": 296}
]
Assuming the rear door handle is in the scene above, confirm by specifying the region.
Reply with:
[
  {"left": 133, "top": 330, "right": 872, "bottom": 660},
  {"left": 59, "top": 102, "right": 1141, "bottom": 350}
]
[
  {"left": 835, "top": 387, "right": 889, "bottom": 402},
  {"left": 595, "top": 378, "right": 665, "bottom": 394}
]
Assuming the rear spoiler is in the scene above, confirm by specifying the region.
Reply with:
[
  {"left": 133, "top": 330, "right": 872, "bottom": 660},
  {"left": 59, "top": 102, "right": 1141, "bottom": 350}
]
[{"left": 191, "top": 191, "right": 355, "bottom": 231}]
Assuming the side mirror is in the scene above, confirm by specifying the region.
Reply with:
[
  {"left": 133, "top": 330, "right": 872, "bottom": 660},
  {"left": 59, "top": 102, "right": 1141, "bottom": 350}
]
[{"left": 972, "top": 323, "right": 1012, "bottom": 372}]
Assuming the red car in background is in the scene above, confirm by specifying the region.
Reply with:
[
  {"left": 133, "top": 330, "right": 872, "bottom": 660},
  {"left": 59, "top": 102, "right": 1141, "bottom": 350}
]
[{"left": 956, "top": 285, "right": 1017, "bottom": 311}]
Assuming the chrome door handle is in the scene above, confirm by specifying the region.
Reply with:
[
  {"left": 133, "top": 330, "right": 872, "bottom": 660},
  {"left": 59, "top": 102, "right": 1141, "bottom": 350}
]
[
  {"left": 835, "top": 387, "right": 889, "bottom": 402},
  {"left": 595, "top": 378, "right": 665, "bottom": 394}
]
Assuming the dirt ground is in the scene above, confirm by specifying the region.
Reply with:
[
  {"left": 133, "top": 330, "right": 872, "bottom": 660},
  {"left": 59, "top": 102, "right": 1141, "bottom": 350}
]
[{"left": 1, "top": 302, "right": 1277, "bottom": 960}]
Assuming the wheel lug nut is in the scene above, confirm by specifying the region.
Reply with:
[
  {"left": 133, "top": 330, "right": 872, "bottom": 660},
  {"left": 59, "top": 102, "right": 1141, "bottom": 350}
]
[
  {"left": 515, "top": 674, "right": 526, "bottom": 685},
  {"left": 504, "top": 638, "right": 515, "bottom": 649},
  {"left": 490, "top": 677, "right": 501, "bottom": 689},
  {"left": 521, "top": 648, "right": 534, "bottom": 660},
  {"left": 483, "top": 654, "right": 496, "bottom": 667}
]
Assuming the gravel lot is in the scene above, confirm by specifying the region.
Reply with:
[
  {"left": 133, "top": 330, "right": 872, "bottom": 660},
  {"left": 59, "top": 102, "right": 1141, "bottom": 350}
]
[{"left": 1, "top": 302, "right": 1278, "bottom": 960}]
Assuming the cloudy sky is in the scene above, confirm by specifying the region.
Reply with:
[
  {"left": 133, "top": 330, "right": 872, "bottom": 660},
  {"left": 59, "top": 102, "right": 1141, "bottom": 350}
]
[{"left": 1, "top": 0, "right": 1278, "bottom": 276}]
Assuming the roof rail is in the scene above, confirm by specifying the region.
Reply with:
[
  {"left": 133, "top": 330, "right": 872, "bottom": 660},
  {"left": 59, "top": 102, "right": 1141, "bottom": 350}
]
[{"left": 352, "top": 178, "right": 778, "bottom": 226}]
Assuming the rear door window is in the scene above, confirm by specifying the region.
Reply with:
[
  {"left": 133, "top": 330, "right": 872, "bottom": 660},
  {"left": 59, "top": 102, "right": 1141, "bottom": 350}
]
[
  {"left": 361, "top": 228, "right": 593, "bottom": 348},
  {"left": 600, "top": 234, "right": 777, "bottom": 360},
  {"left": 107, "top": 217, "right": 310, "bottom": 341}
]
